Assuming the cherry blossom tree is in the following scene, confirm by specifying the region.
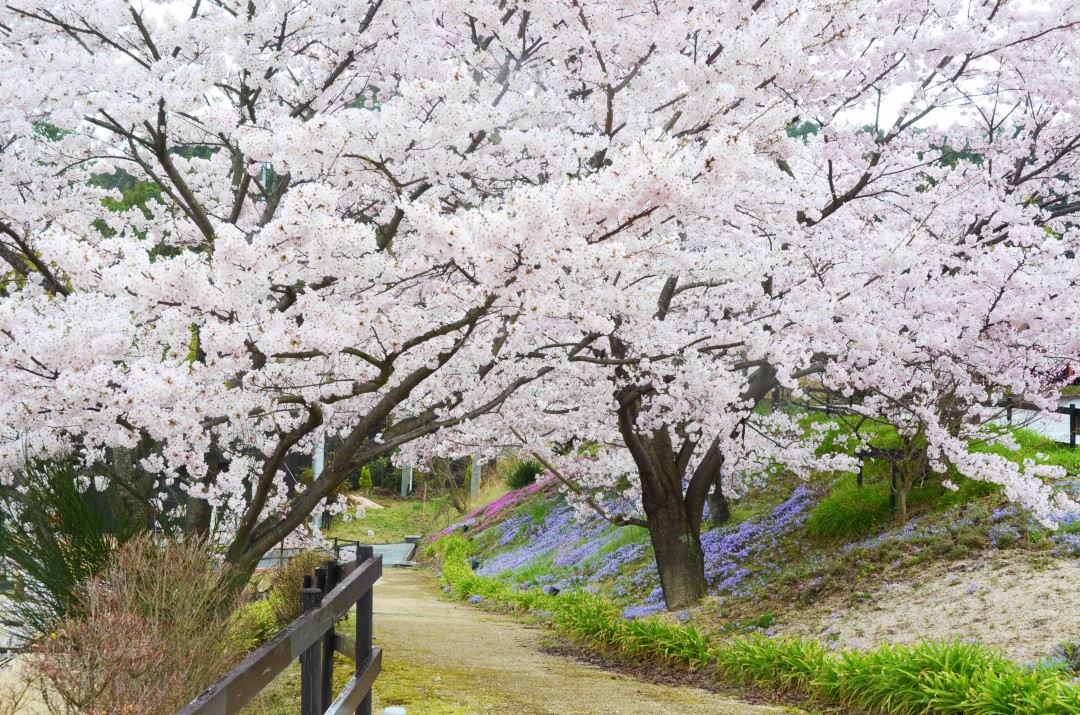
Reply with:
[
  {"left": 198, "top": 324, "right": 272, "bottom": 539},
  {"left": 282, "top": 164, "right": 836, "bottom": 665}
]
[
  {"left": 0, "top": 0, "right": 558, "bottom": 574},
  {"left": 402, "top": 0, "right": 1080, "bottom": 608},
  {"left": 2, "top": 0, "right": 1080, "bottom": 607}
]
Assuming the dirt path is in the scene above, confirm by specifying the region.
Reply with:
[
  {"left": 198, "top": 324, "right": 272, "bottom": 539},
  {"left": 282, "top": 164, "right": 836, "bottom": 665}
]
[{"left": 371, "top": 570, "right": 799, "bottom": 715}]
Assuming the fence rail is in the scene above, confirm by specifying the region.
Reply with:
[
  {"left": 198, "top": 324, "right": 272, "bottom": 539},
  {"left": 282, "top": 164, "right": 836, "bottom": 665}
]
[
  {"left": 262, "top": 537, "right": 362, "bottom": 570},
  {"left": 175, "top": 545, "right": 382, "bottom": 715}
]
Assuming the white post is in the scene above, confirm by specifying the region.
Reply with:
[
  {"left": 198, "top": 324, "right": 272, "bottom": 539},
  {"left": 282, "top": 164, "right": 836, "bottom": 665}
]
[
  {"left": 312, "top": 429, "right": 325, "bottom": 530},
  {"left": 401, "top": 463, "right": 413, "bottom": 497},
  {"left": 470, "top": 453, "right": 481, "bottom": 499}
]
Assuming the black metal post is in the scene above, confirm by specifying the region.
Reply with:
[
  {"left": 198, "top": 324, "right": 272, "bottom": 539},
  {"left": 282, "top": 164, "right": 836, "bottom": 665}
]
[
  {"left": 356, "top": 545, "right": 375, "bottom": 715},
  {"left": 300, "top": 583, "right": 324, "bottom": 715},
  {"left": 320, "top": 558, "right": 339, "bottom": 707},
  {"left": 1071, "top": 405, "right": 1077, "bottom": 449}
]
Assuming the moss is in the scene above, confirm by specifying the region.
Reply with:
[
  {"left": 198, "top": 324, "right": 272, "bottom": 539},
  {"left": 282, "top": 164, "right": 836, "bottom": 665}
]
[{"left": 240, "top": 640, "right": 516, "bottom": 715}]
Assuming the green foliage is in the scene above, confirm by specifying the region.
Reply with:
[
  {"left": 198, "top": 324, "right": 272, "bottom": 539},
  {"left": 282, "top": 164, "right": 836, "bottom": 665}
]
[
  {"left": 786, "top": 120, "right": 820, "bottom": 139},
  {"left": 807, "top": 475, "right": 893, "bottom": 538},
  {"left": 267, "top": 550, "right": 331, "bottom": 627},
  {"left": 229, "top": 598, "right": 280, "bottom": 652},
  {"left": 525, "top": 499, "right": 554, "bottom": 526},
  {"left": 0, "top": 459, "right": 145, "bottom": 641},
  {"left": 347, "top": 454, "right": 397, "bottom": 490},
  {"left": 505, "top": 460, "right": 544, "bottom": 489},
  {"left": 358, "top": 465, "right": 373, "bottom": 492}
]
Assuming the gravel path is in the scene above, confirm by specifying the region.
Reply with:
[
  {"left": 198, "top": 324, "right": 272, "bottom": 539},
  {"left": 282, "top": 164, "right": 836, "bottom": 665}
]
[{"left": 371, "top": 569, "right": 798, "bottom": 715}]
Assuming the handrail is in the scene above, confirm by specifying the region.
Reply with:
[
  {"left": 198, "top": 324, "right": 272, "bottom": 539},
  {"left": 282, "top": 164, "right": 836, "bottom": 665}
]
[{"left": 174, "top": 545, "right": 382, "bottom": 715}]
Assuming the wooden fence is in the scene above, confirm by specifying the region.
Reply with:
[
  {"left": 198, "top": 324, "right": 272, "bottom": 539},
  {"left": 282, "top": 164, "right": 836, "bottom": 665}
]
[
  {"left": 175, "top": 545, "right": 382, "bottom": 715},
  {"left": 1004, "top": 401, "right": 1079, "bottom": 448},
  {"left": 263, "top": 537, "right": 363, "bottom": 570}
]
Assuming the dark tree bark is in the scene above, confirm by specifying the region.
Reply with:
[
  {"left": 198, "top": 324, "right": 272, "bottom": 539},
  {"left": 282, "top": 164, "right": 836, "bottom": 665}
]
[
  {"left": 708, "top": 475, "right": 731, "bottom": 526},
  {"left": 640, "top": 485, "right": 707, "bottom": 608}
]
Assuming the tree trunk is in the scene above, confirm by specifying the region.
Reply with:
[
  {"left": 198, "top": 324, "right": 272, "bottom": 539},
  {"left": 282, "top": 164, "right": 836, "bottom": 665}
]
[
  {"left": 641, "top": 485, "right": 707, "bottom": 609},
  {"left": 708, "top": 476, "right": 730, "bottom": 526}
]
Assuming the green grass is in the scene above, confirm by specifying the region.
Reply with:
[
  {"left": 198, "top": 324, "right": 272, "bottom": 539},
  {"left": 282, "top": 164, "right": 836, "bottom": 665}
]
[
  {"left": 807, "top": 474, "right": 894, "bottom": 538},
  {"left": 326, "top": 483, "right": 510, "bottom": 544},
  {"left": 240, "top": 625, "right": 490, "bottom": 715},
  {"left": 325, "top": 496, "right": 433, "bottom": 544},
  {"left": 974, "top": 427, "right": 1080, "bottom": 475},
  {"left": 430, "top": 534, "right": 1080, "bottom": 715}
]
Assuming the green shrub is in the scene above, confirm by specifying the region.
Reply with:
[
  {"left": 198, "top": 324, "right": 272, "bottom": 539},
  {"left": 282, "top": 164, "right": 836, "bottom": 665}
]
[
  {"left": 357, "top": 466, "right": 373, "bottom": 493},
  {"left": 506, "top": 461, "right": 544, "bottom": 489},
  {"left": 229, "top": 598, "right": 279, "bottom": 652},
  {"left": 0, "top": 458, "right": 145, "bottom": 641},
  {"left": 807, "top": 476, "right": 892, "bottom": 538},
  {"left": 268, "top": 550, "right": 330, "bottom": 627}
]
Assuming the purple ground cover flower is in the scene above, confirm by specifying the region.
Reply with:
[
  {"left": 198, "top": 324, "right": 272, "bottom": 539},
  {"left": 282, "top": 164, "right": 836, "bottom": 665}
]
[
  {"left": 991, "top": 505, "right": 1018, "bottom": 523},
  {"left": 699, "top": 484, "right": 818, "bottom": 596},
  {"left": 989, "top": 523, "right": 1020, "bottom": 548},
  {"left": 622, "top": 603, "right": 666, "bottom": 619},
  {"left": 1053, "top": 532, "right": 1080, "bottom": 557},
  {"left": 467, "top": 482, "right": 825, "bottom": 617}
]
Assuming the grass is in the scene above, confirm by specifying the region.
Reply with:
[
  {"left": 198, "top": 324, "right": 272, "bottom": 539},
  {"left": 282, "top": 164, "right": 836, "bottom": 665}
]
[
  {"left": 430, "top": 534, "right": 1080, "bottom": 715},
  {"left": 239, "top": 600, "right": 506, "bottom": 715},
  {"left": 326, "top": 482, "right": 511, "bottom": 544},
  {"left": 326, "top": 496, "right": 433, "bottom": 544},
  {"left": 807, "top": 473, "right": 894, "bottom": 538},
  {"left": 240, "top": 647, "right": 496, "bottom": 715}
]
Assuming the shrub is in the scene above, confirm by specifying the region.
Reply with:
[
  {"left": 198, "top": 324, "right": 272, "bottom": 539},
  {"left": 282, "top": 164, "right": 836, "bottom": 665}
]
[
  {"left": 268, "top": 550, "right": 331, "bottom": 627},
  {"left": 0, "top": 458, "right": 145, "bottom": 641},
  {"left": 229, "top": 598, "right": 279, "bottom": 652},
  {"left": 807, "top": 476, "right": 892, "bottom": 538},
  {"left": 357, "top": 465, "right": 373, "bottom": 493},
  {"left": 506, "top": 461, "right": 544, "bottom": 490},
  {"left": 30, "top": 535, "right": 244, "bottom": 715}
]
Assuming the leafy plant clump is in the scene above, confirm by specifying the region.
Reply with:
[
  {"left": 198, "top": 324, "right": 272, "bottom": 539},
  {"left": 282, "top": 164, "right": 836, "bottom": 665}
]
[
  {"left": 807, "top": 476, "right": 893, "bottom": 538},
  {"left": 430, "top": 534, "right": 1080, "bottom": 715},
  {"left": 0, "top": 458, "right": 146, "bottom": 641},
  {"left": 505, "top": 461, "right": 545, "bottom": 490},
  {"left": 31, "top": 535, "right": 245, "bottom": 715},
  {"left": 267, "top": 550, "right": 332, "bottom": 627},
  {"left": 229, "top": 598, "right": 280, "bottom": 652}
]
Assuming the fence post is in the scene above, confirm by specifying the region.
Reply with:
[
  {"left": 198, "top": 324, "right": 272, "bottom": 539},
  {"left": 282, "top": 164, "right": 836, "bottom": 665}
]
[
  {"left": 1007, "top": 405, "right": 1013, "bottom": 424},
  {"left": 300, "top": 581, "right": 324, "bottom": 715},
  {"left": 321, "top": 558, "right": 340, "bottom": 707},
  {"left": 1071, "top": 405, "right": 1077, "bottom": 449},
  {"left": 356, "top": 545, "right": 375, "bottom": 715}
]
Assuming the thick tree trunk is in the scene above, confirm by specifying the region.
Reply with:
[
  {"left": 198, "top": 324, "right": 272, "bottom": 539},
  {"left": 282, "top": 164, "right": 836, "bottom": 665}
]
[{"left": 640, "top": 484, "right": 707, "bottom": 609}]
